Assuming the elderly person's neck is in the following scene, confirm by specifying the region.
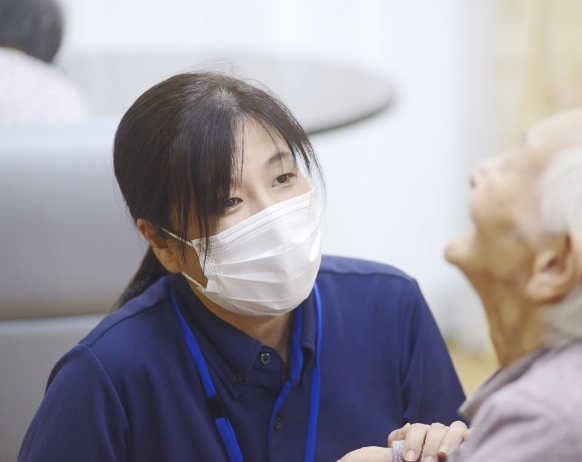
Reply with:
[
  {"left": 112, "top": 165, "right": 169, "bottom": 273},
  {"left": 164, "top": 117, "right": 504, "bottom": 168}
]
[
  {"left": 476, "top": 283, "right": 545, "bottom": 368},
  {"left": 452, "top": 219, "right": 582, "bottom": 369}
]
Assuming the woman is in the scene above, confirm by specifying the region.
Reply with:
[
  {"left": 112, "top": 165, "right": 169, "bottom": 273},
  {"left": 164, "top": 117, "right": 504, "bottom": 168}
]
[{"left": 19, "top": 72, "right": 464, "bottom": 461}]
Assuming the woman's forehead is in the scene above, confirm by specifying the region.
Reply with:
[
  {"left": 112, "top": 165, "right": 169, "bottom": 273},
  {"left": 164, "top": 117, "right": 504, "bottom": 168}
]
[
  {"left": 232, "top": 119, "right": 290, "bottom": 166},
  {"left": 237, "top": 118, "right": 286, "bottom": 147}
]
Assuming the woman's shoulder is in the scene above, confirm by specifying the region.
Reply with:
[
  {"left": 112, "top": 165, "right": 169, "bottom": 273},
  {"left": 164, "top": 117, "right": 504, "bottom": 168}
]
[
  {"left": 316, "top": 255, "right": 430, "bottom": 325},
  {"left": 319, "top": 255, "right": 415, "bottom": 283},
  {"left": 79, "top": 276, "right": 177, "bottom": 364},
  {"left": 317, "top": 255, "right": 422, "bottom": 305},
  {"left": 44, "top": 276, "right": 185, "bottom": 401}
]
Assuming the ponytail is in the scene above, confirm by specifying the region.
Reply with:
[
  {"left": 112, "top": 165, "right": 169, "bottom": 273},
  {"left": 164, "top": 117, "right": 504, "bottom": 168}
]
[{"left": 113, "top": 247, "right": 170, "bottom": 310}]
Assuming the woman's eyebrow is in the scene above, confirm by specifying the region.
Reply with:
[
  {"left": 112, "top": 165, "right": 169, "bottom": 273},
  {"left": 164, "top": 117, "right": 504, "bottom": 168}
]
[{"left": 265, "top": 150, "right": 294, "bottom": 167}]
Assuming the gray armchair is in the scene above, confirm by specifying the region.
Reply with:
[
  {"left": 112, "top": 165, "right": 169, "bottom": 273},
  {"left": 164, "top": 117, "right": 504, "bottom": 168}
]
[{"left": 0, "top": 119, "right": 144, "bottom": 460}]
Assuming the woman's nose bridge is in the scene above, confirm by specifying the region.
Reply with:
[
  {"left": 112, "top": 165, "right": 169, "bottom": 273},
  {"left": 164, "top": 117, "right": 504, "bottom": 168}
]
[{"left": 248, "top": 189, "right": 278, "bottom": 215}]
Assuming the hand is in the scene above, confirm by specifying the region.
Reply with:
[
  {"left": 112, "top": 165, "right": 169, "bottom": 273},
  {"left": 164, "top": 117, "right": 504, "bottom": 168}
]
[
  {"left": 336, "top": 446, "right": 393, "bottom": 462},
  {"left": 388, "top": 421, "right": 467, "bottom": 461}
]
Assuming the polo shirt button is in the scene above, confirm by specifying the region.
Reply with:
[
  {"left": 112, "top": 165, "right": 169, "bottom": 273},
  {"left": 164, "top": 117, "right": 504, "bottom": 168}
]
[
  {"left": 274, "top": 416, "right": 282, "bottom": 430},
  {"left": 259, "top": 352, "right": 272, "bottom": 365},
  {"left": 233, "top": 374, "right": 243, "bottom": 384}
]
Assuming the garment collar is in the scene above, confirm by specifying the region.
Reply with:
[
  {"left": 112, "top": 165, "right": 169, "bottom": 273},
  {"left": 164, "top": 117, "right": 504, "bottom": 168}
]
[
  {"left": 459, "top": 346, "right": 552, "bottom": 422},
  {"left": 170, "top": 274, "right": 317, "bottom": 399}
]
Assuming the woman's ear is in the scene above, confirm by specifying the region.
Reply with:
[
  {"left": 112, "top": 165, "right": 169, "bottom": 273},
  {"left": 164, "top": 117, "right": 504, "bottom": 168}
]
[
  {"left": 525, "top": 233, "right": 582, "bottom": 303},
  {"left": 136, "top": 219, "right": 184, "bottom": 274}
]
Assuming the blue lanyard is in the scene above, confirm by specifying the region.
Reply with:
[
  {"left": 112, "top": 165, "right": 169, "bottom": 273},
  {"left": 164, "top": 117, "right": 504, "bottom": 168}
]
[{"left": 170, "top": 283, "right": 322, "bottom": 462}]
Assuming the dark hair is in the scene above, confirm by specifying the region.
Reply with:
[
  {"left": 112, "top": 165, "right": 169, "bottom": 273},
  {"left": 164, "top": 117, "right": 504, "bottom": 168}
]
[
  {"left": 113, "top": 71, "right": 324, "bottom": 308},
  {"left": 0, "top": 0, "right": 63, "bottom": 63}
]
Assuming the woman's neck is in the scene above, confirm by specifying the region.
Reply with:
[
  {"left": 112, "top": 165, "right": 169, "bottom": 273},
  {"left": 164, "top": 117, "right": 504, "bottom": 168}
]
[{"left": 188, "top": 281, "right": 294, "bottom": 361}]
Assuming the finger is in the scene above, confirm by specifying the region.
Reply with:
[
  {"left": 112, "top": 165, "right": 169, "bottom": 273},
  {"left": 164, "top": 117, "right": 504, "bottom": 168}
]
[
  {"left": 336, "top": 447, "right": 393, "bottom": 462},
  {"left": 402, "top": 423, "right": 429, "bottom": 461},
  {"left": 462, "top": 428, "right": 473, "bottom": 442},
  {"left": 388, "top": 423, "right": 411, "bottom": 448},
  {"left": 420, "top": 422, "right": 448, "bottom": 462},
  {"left": 437, "top": 421, "right": 468, "bottom": 459}
]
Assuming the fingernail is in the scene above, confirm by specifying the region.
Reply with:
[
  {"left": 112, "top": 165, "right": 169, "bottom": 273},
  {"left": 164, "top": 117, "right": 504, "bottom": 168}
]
[
  {"left": 424, "top": 457, "right": 435, "bottom": 462},
  {"left": 439, "top": 444, "right": 450, "bottom": 456},
  {"left": 405, "top": 449, "right": 416, "bottom": 461}
]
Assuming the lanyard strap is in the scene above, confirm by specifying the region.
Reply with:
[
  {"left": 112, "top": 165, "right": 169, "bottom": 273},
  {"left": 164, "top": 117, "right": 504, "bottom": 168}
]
[
  {"left": 305, "top": 282, "right": 322, "bottom": 461},
  {"left": 170, "top": 284, "right": 322, "bottom": 462},
  {"left": 171, "top": 290, "right": 244, "bottom": 462}
]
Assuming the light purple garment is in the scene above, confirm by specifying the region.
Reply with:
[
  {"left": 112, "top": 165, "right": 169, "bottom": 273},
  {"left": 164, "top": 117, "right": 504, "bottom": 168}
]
[{"left": 447, "top": 341, "right": 582, "bottom": 462}]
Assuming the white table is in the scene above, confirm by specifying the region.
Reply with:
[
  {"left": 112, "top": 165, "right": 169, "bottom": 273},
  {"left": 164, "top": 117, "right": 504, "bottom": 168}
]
[{"left": 63, "top": 52, "right": 393, "bottom": 134}]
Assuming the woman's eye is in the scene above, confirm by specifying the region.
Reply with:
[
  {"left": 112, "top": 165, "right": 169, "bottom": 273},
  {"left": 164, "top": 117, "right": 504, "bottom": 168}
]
[
  {"left": 274, "top": 173, "right": 294, "bottom": 185},
  {"left": 224, "top": 198, "right": 241, "bottom": 209}
]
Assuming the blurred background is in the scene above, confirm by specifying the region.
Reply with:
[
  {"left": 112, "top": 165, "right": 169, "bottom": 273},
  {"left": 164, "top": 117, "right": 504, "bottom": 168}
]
[{"left": 2, "top": 0, "right": 582, "bottom": 458}]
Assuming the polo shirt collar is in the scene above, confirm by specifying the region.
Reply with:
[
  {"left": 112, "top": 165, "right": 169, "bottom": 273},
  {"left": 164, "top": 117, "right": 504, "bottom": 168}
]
[{"left": 170, "top": 274, "right": 317, "bottom": 399}]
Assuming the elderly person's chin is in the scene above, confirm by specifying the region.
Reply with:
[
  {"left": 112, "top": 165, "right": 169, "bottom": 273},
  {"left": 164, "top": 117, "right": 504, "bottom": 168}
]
[{"left": 444, "top": 230, "right": 476, "bottom": 272}]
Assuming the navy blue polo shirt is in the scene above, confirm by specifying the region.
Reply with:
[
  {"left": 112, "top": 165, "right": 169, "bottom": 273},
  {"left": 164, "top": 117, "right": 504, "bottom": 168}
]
[{"left": 19, "top": 256, "right": 465, "bottom": 461}]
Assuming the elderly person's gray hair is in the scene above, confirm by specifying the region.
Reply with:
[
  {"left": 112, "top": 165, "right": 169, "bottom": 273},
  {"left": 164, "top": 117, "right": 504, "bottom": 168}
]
[
  {"left": 539, "top": 147, "right": 582, "bottom": 343},
  {"left": 0, "top": 0, "right": 63, "bottom": 63}
]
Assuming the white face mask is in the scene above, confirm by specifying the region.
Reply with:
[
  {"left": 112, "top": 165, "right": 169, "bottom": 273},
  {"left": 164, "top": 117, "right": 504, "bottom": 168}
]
[{"left": 167, "top": 191, "right": 323, "bottom": 316}]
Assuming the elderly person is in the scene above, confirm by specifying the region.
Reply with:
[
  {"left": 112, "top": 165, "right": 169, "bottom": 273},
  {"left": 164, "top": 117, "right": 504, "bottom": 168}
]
[
  {"left": 441, "top": 108, "right": 582, "bottom": 461},
  {"left": 340, "top": 109, "right": 582, "bottom": 461}
]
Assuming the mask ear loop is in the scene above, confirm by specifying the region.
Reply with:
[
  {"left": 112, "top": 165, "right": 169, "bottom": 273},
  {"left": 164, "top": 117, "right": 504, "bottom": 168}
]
[
  {"left": 181, "top": 271, "right": 206, "bottom": 291},
  {"left": 161, "top": 228, "right": 207, "bottom": 291}
]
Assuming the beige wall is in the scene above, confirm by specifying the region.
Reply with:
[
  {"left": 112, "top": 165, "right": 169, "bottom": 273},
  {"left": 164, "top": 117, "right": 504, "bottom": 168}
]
[{"left": 494, "top": 0, "right": 582, "bottom": 145}]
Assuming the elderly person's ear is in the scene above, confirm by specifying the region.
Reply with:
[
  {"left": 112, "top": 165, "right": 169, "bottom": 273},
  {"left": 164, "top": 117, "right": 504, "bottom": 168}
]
[{"left": 525, "top": 232, "right": 582, "bottom": 303}]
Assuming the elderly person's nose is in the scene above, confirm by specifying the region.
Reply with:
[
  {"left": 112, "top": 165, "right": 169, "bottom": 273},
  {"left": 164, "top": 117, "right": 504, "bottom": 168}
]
[
  {"left": 471, "top": 154, "right": 509, "bottom": 187},
  {"left": 470, "top": 160, "right": 490, "bottom": 187}
]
